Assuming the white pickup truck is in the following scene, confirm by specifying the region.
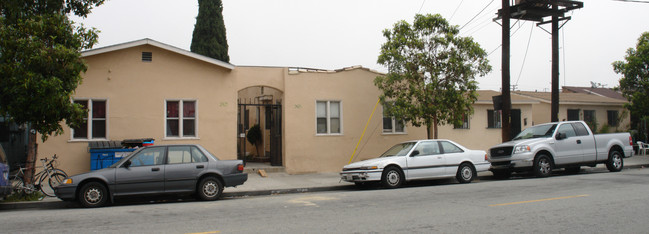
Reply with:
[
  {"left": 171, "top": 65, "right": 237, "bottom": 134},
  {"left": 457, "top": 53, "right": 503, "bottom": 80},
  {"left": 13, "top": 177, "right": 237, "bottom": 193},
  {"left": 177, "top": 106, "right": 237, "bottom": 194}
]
[{"left": 488, "top": 121, "right": 634, "bottom": 178}]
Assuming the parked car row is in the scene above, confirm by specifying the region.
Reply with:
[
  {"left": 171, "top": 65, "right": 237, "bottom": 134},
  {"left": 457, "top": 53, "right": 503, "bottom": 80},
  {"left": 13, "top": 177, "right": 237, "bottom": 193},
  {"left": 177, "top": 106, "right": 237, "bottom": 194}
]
[
  {"left": 339, "top": 121, "right": 633, "bottom": 189},
  {"left": 52, "top": 121, "right": 633, "bottom": 207}
]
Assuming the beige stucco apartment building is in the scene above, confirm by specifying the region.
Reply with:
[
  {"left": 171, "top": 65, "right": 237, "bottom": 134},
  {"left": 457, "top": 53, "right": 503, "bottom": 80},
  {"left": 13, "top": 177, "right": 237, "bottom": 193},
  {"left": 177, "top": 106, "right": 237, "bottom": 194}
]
[{"left": 36, "top": 39, "right": 630, "bottom": 175}]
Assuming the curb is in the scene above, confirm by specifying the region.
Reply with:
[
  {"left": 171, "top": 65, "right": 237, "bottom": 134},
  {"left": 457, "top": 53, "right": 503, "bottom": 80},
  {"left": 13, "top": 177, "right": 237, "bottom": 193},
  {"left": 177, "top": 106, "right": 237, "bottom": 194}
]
[{"left": 223, "top": 184, "right": 353, "bottom": 198}]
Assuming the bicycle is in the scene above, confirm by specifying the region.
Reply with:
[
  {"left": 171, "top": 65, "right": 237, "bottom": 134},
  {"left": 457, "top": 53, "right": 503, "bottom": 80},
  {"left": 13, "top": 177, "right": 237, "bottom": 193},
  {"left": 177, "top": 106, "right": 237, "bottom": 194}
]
[{"left": 10, "top": 154, "right": 68, "bottom": 197}]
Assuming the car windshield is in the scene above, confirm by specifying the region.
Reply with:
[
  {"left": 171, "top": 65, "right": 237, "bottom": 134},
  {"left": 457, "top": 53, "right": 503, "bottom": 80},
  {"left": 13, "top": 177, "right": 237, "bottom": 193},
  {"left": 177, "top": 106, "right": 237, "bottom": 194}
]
[
  {"left": 380, "top": 142, "right": 416, "bottom": 157},
  {"left": 513, "top": 124, "right": 557, "bottom": 140}
]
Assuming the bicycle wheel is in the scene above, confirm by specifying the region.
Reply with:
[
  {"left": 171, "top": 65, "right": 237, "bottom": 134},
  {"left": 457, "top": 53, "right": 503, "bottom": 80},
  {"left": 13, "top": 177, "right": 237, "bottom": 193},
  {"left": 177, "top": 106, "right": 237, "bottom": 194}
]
[
  {"left": 10, "top": 177, "right": 25, "bottom": 195},
  {"left": 39, "top": 173, "right": 66, "bottom": 197},
  {"left": 52, "top": 168, "right": 68, "bottom": 178}
]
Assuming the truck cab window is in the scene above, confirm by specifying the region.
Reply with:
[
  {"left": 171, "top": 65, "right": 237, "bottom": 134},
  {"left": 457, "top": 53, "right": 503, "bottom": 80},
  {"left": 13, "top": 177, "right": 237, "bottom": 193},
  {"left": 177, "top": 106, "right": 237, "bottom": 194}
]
[{"left": 557, "top": 124, "right": 577, "bottom": 138}]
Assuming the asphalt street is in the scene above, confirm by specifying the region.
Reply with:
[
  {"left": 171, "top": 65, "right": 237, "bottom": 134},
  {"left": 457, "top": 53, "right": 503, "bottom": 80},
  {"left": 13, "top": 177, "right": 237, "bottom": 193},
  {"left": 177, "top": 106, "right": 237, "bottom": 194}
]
[{"left": 1, "top": 167, "right": 648, "bottom": 233}]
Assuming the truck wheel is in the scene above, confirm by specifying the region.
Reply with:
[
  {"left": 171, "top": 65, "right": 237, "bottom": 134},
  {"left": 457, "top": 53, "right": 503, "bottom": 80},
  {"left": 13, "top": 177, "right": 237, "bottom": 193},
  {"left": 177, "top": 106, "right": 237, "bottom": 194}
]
[
  {"left": 456, "top": 163, "right": 476, "bottom": 183},
  {"left": 606, "top": 150, "right": 624, "bottom": 172},
  {"left": 533, "top": 154, "right": 553, "bottom": 178},
  {"left": 381, "top": 166, "right": 404, "bottom": 189},
  {"left": 492, "top": 169, "right": 512, "bottom": 179}
]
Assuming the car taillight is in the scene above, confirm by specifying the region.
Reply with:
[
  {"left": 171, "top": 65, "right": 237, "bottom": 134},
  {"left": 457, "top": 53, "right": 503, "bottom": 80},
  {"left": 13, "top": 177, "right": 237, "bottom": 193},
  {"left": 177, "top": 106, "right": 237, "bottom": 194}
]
[
  {"left": 237, "top": 164, "right": 244, "bottom": 172},
  {"left": 630, "top": 136, "right": 633, "bottom": 146}
]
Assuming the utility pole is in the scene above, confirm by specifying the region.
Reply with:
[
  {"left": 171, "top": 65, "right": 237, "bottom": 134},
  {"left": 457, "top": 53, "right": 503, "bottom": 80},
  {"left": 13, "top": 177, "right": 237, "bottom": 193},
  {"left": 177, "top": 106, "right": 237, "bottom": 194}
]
[
  {"left": 551, "top": 0, "right": 560, "bottom": 122},
  {"left": 501, "top": 0, "right": 512, "bottom": 142},
  {"left": 497, "top": 0, "right": 583, "bottom": 127}
]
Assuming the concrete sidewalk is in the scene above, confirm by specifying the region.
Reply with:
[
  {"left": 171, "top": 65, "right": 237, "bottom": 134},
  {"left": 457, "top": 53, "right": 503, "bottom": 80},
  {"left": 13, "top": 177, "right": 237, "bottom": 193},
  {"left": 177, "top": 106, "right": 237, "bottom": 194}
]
[{"left": 2, "top": 154, "right": 648, "bottom": 210}]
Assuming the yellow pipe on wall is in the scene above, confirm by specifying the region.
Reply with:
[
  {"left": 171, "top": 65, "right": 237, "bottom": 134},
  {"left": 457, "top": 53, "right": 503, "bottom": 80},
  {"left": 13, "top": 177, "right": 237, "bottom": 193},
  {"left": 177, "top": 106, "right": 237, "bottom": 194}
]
[{"left": 349, "top": 98, "right": 381, "bottom": 164}]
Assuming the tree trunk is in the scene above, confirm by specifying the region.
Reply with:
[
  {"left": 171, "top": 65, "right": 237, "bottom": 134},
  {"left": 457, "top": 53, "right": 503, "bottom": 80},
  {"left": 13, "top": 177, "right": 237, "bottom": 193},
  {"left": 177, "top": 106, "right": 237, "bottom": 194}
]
[
  {"left": 24, "top": 130, "right": 38, "bottom": 184},
  {"left": 433, "top": 115, "right": 439, "bottom": 139}
]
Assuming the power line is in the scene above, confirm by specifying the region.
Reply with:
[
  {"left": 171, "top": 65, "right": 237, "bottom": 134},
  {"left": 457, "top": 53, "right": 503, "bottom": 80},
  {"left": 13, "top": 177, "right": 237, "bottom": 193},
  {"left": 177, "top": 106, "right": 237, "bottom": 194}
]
[
  {"left": 612, "top": 0, "right": 649, "bottom": 3},
  {"left": 449, "top": 0, "right": 465, "bottom": 21},
  {"left": 515, "top": 24, "right": 535, "bottom": 86},
  {"left": 459, "top": 0, "right": 496, "bottom": 31},
  {"left": 418, "top": 0, "right": 426, "bottom": 14}
]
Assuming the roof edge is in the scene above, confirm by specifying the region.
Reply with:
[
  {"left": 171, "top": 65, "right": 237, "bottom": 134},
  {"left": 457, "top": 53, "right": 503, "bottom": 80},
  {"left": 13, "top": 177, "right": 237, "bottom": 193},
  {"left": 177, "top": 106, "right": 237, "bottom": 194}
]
[{"left": 81, "top": 38, "right": 235, "bottom": 70}]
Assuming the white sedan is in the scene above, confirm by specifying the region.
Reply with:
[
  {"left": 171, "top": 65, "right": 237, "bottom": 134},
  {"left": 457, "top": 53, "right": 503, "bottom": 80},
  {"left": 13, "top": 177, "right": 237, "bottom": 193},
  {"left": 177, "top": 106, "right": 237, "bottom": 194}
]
[{"left": 340, "top": 140, "right": 490, "bottom": 188}]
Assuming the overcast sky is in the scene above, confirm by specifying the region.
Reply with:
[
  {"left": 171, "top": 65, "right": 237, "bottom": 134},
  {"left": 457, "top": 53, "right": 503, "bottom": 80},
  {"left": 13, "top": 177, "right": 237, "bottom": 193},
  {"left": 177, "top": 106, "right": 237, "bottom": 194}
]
[{"left": 72, "top": 0, "right": 649, "bottom": 91}]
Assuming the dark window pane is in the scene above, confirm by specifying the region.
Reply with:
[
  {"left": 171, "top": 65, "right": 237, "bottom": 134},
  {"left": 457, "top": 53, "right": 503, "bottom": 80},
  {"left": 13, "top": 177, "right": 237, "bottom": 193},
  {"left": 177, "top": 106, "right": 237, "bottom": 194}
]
[
  {"left": 167, "top": 119, "right": 179, "bottom": 137},
  {"left": 183, "top": 101, "right": 195, "bottom": 117},
  {"left": 74, "top": 120, "right": 88, "bottom": 139},
  {"left": 383, "top": 117, "right": 392, "bottom": 132},
  {"left": 317, "top": 118, "right": 327, "bottom": 133},
  {"left": 607, "top": 110, "right": 618, "bottom": 126},
  {"left": 92, "top": 120, "right": 106, "bottom": 138},
  {"left": 167, "top": 101, "right": 179, "bottom": 118},
  {"left": 92, "top": 101, "right": 106, "bottom": 118},
  {"left": 567, "top": 109, "right": 579, "bottom": 121},
  {"left": 487, "top": 110, "right": 494, "bottom": 128},
  {"left": 183, "top": 119, "right": 195, "bottom": 136}
]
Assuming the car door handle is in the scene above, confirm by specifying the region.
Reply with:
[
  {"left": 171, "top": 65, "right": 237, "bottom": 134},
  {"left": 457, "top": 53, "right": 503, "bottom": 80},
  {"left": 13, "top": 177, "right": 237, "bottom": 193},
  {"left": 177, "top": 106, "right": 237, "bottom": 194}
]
[
  {"left": 576, "top": 140, "right": 582, "bottom": 144},
  {"left": 152, "top": 167, "right": 160, "bottom": 172},
  {"left": 196, "top": 165, "right": 204, "bottom": 169}
]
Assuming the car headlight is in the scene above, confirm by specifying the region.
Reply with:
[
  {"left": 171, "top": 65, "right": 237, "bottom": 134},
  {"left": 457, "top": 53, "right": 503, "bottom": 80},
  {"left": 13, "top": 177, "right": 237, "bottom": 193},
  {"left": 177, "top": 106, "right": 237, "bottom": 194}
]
[
  {"left": 514, "top": 145, "right": 531, "bottom": 154},
  {"left": 360, "top": 166, "right": 378, "bottom": 170}
]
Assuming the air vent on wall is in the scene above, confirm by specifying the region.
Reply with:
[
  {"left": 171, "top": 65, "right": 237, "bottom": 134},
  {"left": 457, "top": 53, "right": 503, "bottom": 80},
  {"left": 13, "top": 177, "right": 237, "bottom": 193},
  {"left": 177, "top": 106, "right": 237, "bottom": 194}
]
[{"left": 142, "top": 52, "right": 152, "bottom": 62}]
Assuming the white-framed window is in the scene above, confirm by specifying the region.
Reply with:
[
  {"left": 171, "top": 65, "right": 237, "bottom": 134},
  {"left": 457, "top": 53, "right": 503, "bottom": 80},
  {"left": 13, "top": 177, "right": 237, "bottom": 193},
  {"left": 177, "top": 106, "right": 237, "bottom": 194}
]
[
  {"left": 166, "top": 100, "right": 197, "bottom": 138},
  {"left": 382, "top": 104, "right": 405, "bottom": 134},
  {"left": 316, "top": 100, "right": 342, "bottom": 135},
  {"left": 72, "top": 99, "right": 107, "bottom": 140}
]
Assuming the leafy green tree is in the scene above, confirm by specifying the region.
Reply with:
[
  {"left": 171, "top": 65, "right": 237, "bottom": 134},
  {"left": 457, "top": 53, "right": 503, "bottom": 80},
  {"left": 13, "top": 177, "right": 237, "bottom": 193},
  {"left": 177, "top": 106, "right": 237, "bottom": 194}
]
[
  {"left": 614, "top": 32, "right": 649, "bottom": 141},
  {"left": 191, "top": 0, "right": 230, "bottom": 62},
  {"left": 0, "top": 0, "right": 104, "bottom": 182},
  {"left": 376, "top": 14, "right": 491, "bottom": 139}
]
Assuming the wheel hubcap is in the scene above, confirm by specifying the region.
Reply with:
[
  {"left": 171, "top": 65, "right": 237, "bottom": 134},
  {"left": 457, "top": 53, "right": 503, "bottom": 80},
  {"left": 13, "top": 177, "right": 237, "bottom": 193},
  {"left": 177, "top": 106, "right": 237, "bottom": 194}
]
[
  {"left": 539, "top": 159, "right": 551, "bottom": 174},
  {"left": 613, "top": 155, "right": 622, "bottom": 169},
  {"left": 462, "top": 167, "right": 472, "bottom": 180},
  {"left": 387, "top": 171, "right": 400, "bottom": 185},
  {"left": 203, "top": 181, "right": 218, "bottom": 197},
  {"left": 85, "top": 188, "right": 101, "bottom": 204}
]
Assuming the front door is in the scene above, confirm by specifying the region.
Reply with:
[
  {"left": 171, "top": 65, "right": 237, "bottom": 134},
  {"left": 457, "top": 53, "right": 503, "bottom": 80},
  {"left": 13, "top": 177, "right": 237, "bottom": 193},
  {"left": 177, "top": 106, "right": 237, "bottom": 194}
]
[
  {"left": 405, "top": 141, "right": 445, "bottom": 179},
  {"left": 114, "top": 147, "right": 166, "bottom": 196}
]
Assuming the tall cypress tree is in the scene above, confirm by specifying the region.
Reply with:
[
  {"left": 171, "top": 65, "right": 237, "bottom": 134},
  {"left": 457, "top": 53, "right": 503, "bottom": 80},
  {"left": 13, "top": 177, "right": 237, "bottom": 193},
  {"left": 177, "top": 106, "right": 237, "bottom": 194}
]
[{"left": 191, "top": 0, "right": 230, "bottom": 62}]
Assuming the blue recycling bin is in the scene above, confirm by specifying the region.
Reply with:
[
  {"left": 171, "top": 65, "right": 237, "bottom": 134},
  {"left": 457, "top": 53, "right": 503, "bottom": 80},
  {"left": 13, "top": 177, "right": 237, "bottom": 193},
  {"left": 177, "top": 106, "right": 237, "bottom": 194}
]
[{"left": 89, "top": 148, "right": 136, "bottom": 170}]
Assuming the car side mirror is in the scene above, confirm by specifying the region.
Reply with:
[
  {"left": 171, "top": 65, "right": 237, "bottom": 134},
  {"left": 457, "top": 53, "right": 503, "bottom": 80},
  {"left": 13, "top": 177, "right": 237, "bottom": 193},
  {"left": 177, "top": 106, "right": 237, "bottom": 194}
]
[
  {"left": 410, "top": 150, "right": 420, "bottom": 157},
  {"left": 123, "top": 160, "right": 131, "bottom": 168},
  {"left": 556, "top": 133, "right": 566, "bottom": 140}
]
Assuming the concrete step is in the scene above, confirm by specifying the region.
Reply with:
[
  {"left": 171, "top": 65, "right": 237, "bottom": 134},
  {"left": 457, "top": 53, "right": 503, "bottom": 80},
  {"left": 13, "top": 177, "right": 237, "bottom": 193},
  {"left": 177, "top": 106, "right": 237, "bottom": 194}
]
[{"left": 244, "top": 162, "right": 285, "bottom": 173}]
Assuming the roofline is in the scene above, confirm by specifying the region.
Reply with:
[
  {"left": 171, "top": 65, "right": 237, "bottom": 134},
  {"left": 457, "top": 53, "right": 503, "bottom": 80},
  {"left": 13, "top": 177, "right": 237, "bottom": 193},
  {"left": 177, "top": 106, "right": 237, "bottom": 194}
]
[{"left": 81, "top": 38, "right": 235, "bottom": 70}]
